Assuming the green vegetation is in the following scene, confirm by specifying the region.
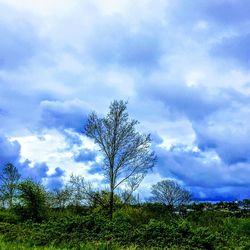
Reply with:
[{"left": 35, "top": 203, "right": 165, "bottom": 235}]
[
  {"left": 0, "top": 238, "right": 143, "bottom": 250},
  {"left": 0, "top": 202, "right": 249, "bottom": 249}
]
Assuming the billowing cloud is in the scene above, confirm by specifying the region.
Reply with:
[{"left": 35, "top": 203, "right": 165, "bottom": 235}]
[
  {"left": 85, "top": 17, "right": 164, "bottom": 71},
  {"left": 0, "top": 0, "right": 249, "bottom": 200},
  {"left": 73, "top": 149, "right": 97, "bottom": 163},
  {"left": 0, "top": 4, "right": 43, "bottom": 70},
  {"left": 194, "top": 105, "right": 250, "bottom": 165},
  {"left": 144, "top": 83, "right": 232, "bottom": 120},
  {"left": 0, "top": 134, "right": 64, "bottom": 188},
  {"left": 40, "top": 99, "right": 90, "bottom": 132},
  {"left": 154, "top": 145, "right": 250, "bottom": 200},
  {"left": 0, "top": 134, "right": 21, "bottom": 166}
]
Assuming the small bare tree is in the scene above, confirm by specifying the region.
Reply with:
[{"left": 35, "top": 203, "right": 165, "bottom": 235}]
[
  {"left": 85, "top": 100, "right": 156, "bottom": 218},
  {"left": 151, "top": 180, "right": 191, "bottom": 207},
  {"left": 0, "top": 163, "right": 20, "bottom": 208},
  {"left": 48, "top": 175, "right": 102, "bottom": 209},
  {"left": 48, "top": 186, "right": 72, "bottom": 209},
  {"left": 68, "top": 175, "right": 95, "bottom": 207},
  {"left": 68, "top": 175, "right": 108, "bottom": 208}
]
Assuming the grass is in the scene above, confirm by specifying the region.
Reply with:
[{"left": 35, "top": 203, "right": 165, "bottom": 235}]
[{"left": 0, "top": 239, "right": 159, "bottom": 250}]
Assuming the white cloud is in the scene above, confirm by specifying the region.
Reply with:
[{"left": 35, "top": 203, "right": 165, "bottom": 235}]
[
  {"left": 12, "top": 129, "right": 103, "bottom": 182},
  {"left": 0, "top": 0, "right": 77, "bottom": 17}
]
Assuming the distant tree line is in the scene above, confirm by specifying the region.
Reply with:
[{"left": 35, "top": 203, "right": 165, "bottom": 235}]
[{"left": 0, "top": 162, "right": 193, "bottom": 221}]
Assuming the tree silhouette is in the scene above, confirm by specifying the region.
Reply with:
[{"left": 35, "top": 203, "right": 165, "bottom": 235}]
[
  {"left": 151, "top": 180, "right": 191, "bottom": 207},
  {"left": 85, "top": 100, "right": 156, "bottom": 218}
]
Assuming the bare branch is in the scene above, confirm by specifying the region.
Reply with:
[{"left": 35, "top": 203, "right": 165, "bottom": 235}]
[
  {"left": 151, "top": 180, "right": 192, "bottom": 207},
  {"left": 84, "top": 100, "right": 156, "bottom": 218}
]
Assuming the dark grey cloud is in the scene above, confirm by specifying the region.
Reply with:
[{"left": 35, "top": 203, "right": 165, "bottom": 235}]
[
  {"left": 154, "top": 145, "right": 250, "bottom": 200},
  {"left": 40, "top": 99, "right": 90, "bottom": 132},
  {"left": 88, "top": 162, "right": 102, "bottom": 175},
  {"left": 46, "top": 178, "right": 64, "bottom": 190},
  {"left": 19, "top": 160, "right": 48, "bottom": 181},
  {"left": 45, "top": 167, "right": 65, "bottom": 190},
  {"left": 74, "top": 149, "right": 97, "bottom": 163},
  {"left": 191, "top": 186, "right": 250, "bottom": 202},
  {"left": 194, "top": 119, "right": 250, "bottom": 165},
  {"left": 62, "top": 130, "right": 84, "bottom": 147},
  {"left": 0, "top": 135, "right": 21, "bottom": 166},
  {"left": 0, "top": 84, "right": 50, "bottom": 135},
  {"left": 145, "top": 82, "right": 250, "bottom": 166},
  {"left": 144, "top": 83, "right": 233, "bottom": 121}
]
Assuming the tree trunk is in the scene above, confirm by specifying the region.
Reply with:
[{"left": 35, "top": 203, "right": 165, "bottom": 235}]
[
  {"left": 109, "top": 188, "right": 114, "bottom": 220},
  {"left": 109, "top": 163, "right": 114, "bottom": 220}
]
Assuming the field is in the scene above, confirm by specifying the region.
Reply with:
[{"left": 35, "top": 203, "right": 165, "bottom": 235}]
[{"left": 0, "top": 204, "right": 249, "bottom": 250}]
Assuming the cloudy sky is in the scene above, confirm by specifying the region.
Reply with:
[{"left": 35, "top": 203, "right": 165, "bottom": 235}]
[{"left": 0, "top": 0, "right": 250, "bottom": 201}]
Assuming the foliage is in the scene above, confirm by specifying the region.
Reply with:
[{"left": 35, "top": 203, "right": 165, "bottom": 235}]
[
  {"left": 14, "top": 180, "right": 48, "bottom": 222},
  {"left": 0, "top": 207, "right": 248, "bottom": 249},
  {"left": 0, "top": 210, "right": 18, "bottom": 224}
]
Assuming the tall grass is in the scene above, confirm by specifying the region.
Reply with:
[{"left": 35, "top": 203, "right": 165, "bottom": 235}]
[{"left": 0, "top": 239, "right": 155, "bottom": 250}]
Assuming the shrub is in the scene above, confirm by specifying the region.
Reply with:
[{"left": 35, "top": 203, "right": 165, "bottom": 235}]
[
  {"left": 14, "top": 180, "right": 48, "bottom": 222},
  {"left": 0, "top": 210, "right": 18, "bottom": 223}
]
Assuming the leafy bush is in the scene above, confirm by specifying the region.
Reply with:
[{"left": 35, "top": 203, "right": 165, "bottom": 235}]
[
  {"left": 113, "top": 206, "right": 152, "bottom": 225},
  {"left": 0, "top": 205, "right": 249, "bottom": 249},
  {"left": 0, "top": 210, "right": 18, "bottom": 224},
  {"left": 14, "top": 180, "right": 48, "bottom": 222}
]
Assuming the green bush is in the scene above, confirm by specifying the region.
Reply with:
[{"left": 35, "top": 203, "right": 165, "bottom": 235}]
[
  {"left": 113, "top": 206, "right": 152, "bottom": 225},
  {"left": 14, "top": 180, "right": 48, "bottom": 222},
  {"left": 0, "top": 210, "right": 18, "bottom": 224},
  {"left": 0, "top": 205, "right": 249, "bottom": 249}
]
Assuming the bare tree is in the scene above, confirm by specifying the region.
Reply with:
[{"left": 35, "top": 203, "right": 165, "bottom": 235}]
[
  {"left": 68, "top": 175, "right": 95, "bottom": 207},
  {"left": 47, "top": 175, "right": 103, "bottom": 209},
  {"left": 85, "top": 100, "right": 156, "bottom": 218},
  {"left": 67, "top": 175, "right": 108, "bottom": 208},
  {"left": 48, "top": 186, "right": 72, "bottom": 209},
  {"left": 118, "top": 174, "right": 144, "bottom": 205},
  {"left": 151, "top": 180, "right": 191, "bottom": 207},
  {"left": 0, "top": 163, "right": 21, "bottom": 208}
]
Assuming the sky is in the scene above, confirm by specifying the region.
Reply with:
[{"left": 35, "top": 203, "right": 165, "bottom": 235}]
[{"left": 0, "top": 0, "right": 250, "bottom": 201}]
